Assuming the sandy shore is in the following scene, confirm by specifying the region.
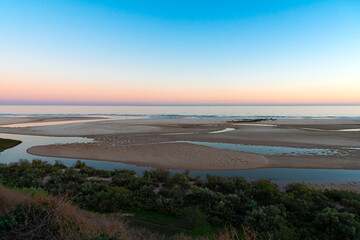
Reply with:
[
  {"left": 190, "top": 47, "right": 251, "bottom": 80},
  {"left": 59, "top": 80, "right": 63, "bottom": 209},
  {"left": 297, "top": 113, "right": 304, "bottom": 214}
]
[{"left": 1, "top": 116, "right": 360, "bottom": 170}]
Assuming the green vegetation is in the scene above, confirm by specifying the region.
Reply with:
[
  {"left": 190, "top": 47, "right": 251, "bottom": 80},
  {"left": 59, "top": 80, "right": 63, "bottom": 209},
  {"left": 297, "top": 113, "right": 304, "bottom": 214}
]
[
  {"left": 0, "top": 138, "right": 21, "bottom": 152},
  {"left": 1, "top": 160, "right": 360, "bottom": 239}
]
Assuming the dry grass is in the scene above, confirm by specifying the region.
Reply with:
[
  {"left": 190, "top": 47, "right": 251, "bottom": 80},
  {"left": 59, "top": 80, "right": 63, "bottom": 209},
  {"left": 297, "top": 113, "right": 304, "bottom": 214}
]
[
  {"left": 307, "top": 181, "right": 360, "bottom": 193},
  {"left": 216, "top": 226, "right": 268, "bottom": 240},
  {"left": 0, "top": 184, "right": 30, "bottom": 208},
  {"left": 0, "top": 185, "right": 129, "bottom": 240}
]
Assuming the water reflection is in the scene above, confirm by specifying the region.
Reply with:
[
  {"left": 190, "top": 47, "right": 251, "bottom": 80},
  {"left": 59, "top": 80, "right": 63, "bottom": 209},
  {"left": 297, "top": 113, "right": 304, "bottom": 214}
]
[
  {"left": 177, "top": 141, "right": 341, "bottom": 156},
  {"left": 0, "top": 119, "right": 108, "bottom": 128}
]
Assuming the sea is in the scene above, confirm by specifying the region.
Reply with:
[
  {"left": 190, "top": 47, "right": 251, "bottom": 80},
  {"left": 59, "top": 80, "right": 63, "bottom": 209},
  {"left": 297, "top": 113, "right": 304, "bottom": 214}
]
[{"left": 0, "top": 105, "right": 359, "bottom": 118}]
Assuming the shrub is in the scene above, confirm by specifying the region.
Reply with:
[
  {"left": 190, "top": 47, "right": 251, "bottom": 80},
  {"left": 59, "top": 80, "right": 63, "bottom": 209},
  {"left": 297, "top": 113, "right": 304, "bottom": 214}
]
[{"left": 315, "top": 207, "right": 360, "bottom": 239}]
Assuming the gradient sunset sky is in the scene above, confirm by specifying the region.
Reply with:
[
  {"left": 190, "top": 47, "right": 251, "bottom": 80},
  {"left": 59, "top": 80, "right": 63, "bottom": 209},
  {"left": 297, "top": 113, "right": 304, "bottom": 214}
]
[{"left": 1, "top": 0, "right": 359, "bottom": 105}]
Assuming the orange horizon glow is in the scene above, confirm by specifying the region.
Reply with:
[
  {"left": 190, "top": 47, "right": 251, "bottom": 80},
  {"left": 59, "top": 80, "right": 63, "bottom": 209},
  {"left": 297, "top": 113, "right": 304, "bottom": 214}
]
[{"left": 1, "top": 75, "right": 359, "bottom": 105}]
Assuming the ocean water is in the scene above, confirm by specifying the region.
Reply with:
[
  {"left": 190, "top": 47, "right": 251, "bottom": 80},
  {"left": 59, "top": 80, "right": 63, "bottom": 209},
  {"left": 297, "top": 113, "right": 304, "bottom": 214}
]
[{"left": 0, "top": 105, "right": 359, "bottom": 118}]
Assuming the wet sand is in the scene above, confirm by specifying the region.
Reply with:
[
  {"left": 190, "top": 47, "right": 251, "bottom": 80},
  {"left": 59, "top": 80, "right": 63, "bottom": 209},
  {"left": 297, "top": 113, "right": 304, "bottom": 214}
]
[
  {"left": 1, "top": 116, "right": 360, "bottom": 170},
  {"left": 0, "top": 116, "right": 106, "bottom": 126}
]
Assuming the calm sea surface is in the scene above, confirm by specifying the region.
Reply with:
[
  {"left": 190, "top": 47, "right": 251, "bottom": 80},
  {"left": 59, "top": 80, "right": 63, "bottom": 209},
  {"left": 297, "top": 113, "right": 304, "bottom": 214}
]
[{"left": 0, "top": 105, "right": 360, "bottom": 118}]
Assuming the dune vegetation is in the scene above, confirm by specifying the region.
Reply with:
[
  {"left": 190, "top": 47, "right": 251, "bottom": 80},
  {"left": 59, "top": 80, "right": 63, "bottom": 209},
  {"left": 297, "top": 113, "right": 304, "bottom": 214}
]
[
  {"left": 0, "top": 184, "right": 256, "bottom": 240},
  {"left": 0, "top": 160, "right": 360, "bottom": 239}
]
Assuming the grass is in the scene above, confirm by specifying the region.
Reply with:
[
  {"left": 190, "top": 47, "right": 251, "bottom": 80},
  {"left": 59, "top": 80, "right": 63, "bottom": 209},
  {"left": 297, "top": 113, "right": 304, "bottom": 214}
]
[
  {"left": 0, "top": 138, "right": 22, "bottom": 152},
  {"left": 125, "top": 210, "right": 193, "bottom": 235},
  {"left": 124, "top": 210, "right": 226, "bottom": 238}
]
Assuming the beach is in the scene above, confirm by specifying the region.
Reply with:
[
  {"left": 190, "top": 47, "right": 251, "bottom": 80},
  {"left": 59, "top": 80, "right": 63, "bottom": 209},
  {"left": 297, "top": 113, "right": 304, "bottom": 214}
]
[{"left": 0, "top": 116, "right": 359, "bottom": 170}]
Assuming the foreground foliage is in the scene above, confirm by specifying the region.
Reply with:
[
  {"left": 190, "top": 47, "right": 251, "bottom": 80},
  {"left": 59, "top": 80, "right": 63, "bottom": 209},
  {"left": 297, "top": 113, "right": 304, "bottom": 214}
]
[
  {"left": 0, "top": 184, "right": 258, "bottom": 240},
  {"left": 0, "top": 184, "right": 127, "bottom": 240},
  {"left": 1, "top": 160, "right": 360, "bottom": 239}
]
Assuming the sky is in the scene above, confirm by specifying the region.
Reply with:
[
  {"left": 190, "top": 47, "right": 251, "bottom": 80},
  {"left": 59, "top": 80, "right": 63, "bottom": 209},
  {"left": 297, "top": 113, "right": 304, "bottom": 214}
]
[{"left": 0, "top": 0, "right": 359, "bottom": 105}]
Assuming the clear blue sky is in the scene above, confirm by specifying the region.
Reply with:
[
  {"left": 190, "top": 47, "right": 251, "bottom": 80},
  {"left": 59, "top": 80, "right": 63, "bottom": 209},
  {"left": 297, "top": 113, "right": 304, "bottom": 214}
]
[{"left": 1, "top": 0, "right": 359, "bottom": 104}]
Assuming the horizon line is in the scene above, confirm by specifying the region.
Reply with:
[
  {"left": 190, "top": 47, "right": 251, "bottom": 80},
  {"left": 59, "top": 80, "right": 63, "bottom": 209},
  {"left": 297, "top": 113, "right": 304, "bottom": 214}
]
[{"left": 1, "top": 103, "right": 360, "bottom": 107}]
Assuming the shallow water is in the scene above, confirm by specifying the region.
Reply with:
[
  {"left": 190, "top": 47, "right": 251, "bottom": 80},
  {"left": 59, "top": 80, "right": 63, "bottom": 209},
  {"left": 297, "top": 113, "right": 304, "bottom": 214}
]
[
  {"left": 209, "top": 128, "right": 235, "bottom": 134},
  {"left": 0, "top": 133, "right": 94, "bottom": 164},
  {"left": 177, "top": 141, "right": 341, "bottom": 156},
  {"left": 1, "top": 133, "right": 360, "bottom": 186},
  {"left": 0, "top": 133, "right": 154, "bottom": 173},
  {"left": 0, "top": 119, "right": 108, "bottom": 128},
  {"left": 337, "top": 129, "right": 360, "bottom": 132},
  {"left": 302, "top": 128, "right": 360, "bottom": 132}
]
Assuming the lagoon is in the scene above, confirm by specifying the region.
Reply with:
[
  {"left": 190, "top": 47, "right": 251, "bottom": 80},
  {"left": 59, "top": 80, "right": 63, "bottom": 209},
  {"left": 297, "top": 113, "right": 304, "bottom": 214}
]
[{"left": 1, "top": 133, "right": 360, "bottom": 186}]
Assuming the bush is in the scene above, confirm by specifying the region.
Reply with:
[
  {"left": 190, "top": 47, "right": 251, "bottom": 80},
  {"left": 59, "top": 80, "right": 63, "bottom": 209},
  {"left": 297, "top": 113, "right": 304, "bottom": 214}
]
[
  {"left": 2, "top": 160, "right": 360, "bottom": 239},
  {"left": 315, "top": 207, "right": 360, "bottom": 239}
]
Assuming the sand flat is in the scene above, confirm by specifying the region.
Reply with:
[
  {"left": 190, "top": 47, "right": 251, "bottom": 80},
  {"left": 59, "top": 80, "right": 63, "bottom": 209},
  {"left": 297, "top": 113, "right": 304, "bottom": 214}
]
[
  {"left": 28, "top": 142, "right": 268, "bottom": 170},
  {"left": 1, "top": 116, "right": 360, "bottom": 170}
]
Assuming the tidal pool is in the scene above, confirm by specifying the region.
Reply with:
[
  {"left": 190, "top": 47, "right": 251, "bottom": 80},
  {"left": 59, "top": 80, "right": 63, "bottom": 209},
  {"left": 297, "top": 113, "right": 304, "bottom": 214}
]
[
  {"left": 209, "top": 128, "right": 235, "bottom": 134},
  {"left": 177, "top": 141, "right": 341, "bottom": 156}
]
